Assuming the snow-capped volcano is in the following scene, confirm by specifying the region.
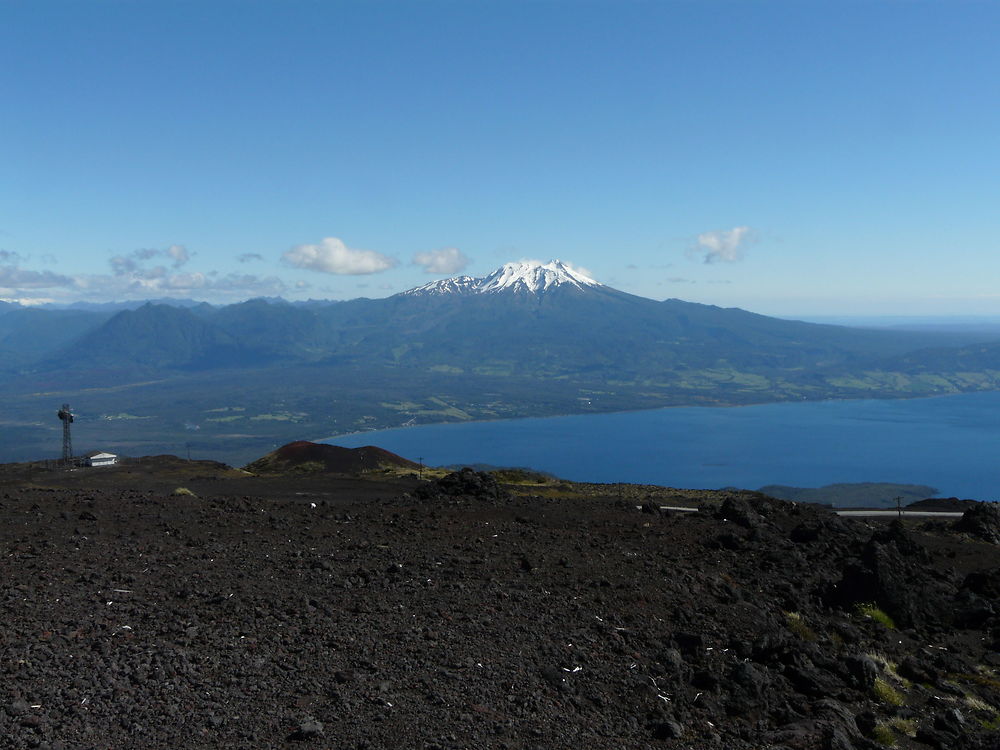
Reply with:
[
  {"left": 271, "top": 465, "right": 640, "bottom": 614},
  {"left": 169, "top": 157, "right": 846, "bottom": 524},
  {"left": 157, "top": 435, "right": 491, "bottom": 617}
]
[
  {"left": 402, "top": 275, "right": 480, "bottom": 296},
  {"left": 401, "top": 260, "right": 601, "bottom": 297}
]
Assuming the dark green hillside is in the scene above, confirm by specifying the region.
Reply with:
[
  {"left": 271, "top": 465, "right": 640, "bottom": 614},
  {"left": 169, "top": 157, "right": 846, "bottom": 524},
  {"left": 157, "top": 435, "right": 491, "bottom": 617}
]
[
  {"left": 47, "top": 303, "right": 258, "bottom": 372},
  {"left": 208, "top": 298, "right": 331, "bottom": 360},
  {"left": 300, "top": 285, "right": 992, "bottom": 381},
  {"left": 883, "top": 339, "right": 1000, "bottom": 373},
  {"left": 0, "top": 307, "right": 112, "bottom": 371}
]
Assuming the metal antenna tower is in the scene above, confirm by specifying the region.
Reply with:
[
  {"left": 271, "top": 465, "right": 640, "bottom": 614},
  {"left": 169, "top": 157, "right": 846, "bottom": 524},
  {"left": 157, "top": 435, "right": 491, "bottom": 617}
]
[{"left": 57, "top": 403, "right": 74, "bottom": 462}]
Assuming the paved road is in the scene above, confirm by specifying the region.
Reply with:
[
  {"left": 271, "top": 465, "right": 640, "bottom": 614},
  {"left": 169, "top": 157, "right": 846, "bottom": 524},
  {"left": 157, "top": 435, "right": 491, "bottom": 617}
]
[
  {"left": 652, "top": 506, "right": 965, "bottom": 519},
  {"left": 833, "top": 509, "right": 964, "bottom": 518}
]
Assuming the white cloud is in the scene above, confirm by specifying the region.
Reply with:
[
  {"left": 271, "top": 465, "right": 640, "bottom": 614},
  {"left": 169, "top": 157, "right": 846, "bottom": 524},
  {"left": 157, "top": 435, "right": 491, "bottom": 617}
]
[
  {"left": 283, "top": 237, "right": 397, "bottom": 275},
  {"left": 564, "top": 260, "right": 596, "bottom": 280},
  {"left": 413, "top": 247, "right": 470, "bottom": 274},
  {"left": 211, "top": 274, "right": 288, "bottom": 296},
  {"left": 73, "top": 270, "right": 289, "bottom": 299},
  {"left": 161, "top": 271, "right": 207, "bottom": 290},
  {"left": 110, "top": 244, "right": 192, "bottom": 276},
  {"left": 0, "top": 243, "right": 291, "bottom": 302},
  {"left": 165, "top": 244, "right": 190, "bottom": 268},
  {"left": 693, "top": 226, "right": 754, "bottom": 264},
  {"left": 0, "top": 265, "right": 74, "bottom": 289},
  {"left": 237, "top": 252, "right": 263, "bottom": 263},
  {"left": 0, "top": 296, "right": 55, "bottom": 306}
]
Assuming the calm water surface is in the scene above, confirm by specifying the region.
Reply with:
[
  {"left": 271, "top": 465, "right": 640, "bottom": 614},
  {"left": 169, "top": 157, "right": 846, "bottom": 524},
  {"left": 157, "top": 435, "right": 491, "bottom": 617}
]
[{"left": 326, "top": 392, "right": 1000, "bottom": 499}]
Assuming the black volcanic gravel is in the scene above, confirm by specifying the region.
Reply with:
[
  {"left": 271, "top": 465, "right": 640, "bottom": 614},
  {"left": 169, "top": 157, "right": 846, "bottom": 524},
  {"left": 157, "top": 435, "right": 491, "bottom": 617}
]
[{"left": 2, "top": 469, "right": 1000, "bottom": 749}]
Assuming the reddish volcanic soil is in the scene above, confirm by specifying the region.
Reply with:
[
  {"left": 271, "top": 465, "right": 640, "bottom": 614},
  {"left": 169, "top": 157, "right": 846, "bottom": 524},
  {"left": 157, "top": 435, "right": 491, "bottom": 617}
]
[
  {"left": 247, "top": 441, "right": 420, "bottom": 475},
  {"left": 1, "top": 462, "right": 999, "bottom": 749}
]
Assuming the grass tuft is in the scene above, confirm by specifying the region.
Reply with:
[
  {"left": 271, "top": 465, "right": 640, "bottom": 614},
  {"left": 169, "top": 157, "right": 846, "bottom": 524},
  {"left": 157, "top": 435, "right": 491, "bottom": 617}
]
[
  {"left": 873, "top": 677, "right": 905, "bottom": 706},
  {"left": 784, "top": 611, "right": 818, "bottom": 641},
  {"left": 856, "top": 602, "right": 896, "bottom": 629},
  {"left": 866, "top": 651, "right": 911, "bottom": 688},
  {"left": 872, "top": 722, "right": 897, "bottom": 746},
  {"left": 953, "top": 671, "right": 1000, "bottom": 690},
  {"left": 888, "top": 718, "right": 917, "bottom": 737},
  {"left": 172, "top": 486, "right": 196, "bottom": 497},
  {"left": 965, "top": 694, "right": 995, "bottom": 713}
]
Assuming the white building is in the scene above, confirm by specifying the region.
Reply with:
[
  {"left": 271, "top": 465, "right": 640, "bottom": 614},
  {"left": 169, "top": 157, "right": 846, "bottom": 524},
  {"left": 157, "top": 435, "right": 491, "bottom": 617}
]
[{"left": 84, "top": 451, "right": 118, "bottom": 467}]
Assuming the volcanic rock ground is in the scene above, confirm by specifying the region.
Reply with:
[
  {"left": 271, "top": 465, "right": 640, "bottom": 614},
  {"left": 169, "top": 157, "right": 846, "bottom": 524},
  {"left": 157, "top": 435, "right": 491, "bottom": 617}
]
[{"left": 2, "top": 459, "right": 999, "bottom": 749}]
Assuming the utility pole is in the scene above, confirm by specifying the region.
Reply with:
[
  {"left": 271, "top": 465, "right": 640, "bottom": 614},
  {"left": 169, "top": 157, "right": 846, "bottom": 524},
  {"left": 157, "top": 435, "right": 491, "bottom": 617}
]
[
  {"left": 895, "top": 496, "right": 903, "bottom": 519},
  {"left": 418, "top": 456, "right": 424, "bottom": 480},
  {"left": 57, "top": 404, "right": 74, "bottom": 464}
]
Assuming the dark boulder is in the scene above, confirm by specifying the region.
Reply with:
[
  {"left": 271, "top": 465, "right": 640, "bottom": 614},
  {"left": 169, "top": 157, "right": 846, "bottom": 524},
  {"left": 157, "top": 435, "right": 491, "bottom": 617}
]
[
  {"left": 954, "top": 502, "right": 1000, "bottom": 544},
  {"left": 962, "top": 568, "right": 1000, "bottom": 599},
  {"left": 712, "top": 497, "right": 767, "bottom": 530},
  {"left": 842, "top": 653, "right": 879, "bottom": 689},
  {"left": 414, "top": 468, "right": 509, "bottom": 502},
  {"left": 898, "top": 655, "right": 939, "bottom": 685},
  {"left": 830, "top": 525, "right": 954, "bottom": 630}
]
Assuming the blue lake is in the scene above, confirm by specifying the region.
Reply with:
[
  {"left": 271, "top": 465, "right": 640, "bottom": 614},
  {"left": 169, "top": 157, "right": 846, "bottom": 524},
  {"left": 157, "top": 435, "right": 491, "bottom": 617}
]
[{"left": 326, "top": 392, "right": 1000, "bottom": 499}]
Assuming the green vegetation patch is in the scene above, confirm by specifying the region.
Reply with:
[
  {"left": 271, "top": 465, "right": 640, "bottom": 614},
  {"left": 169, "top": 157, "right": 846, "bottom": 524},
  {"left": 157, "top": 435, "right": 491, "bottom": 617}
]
[
  {"left": 873, "top": 677, "right": 905, "bottom": 706},
  {"left": 783, "top": 611, "right": 818, "bottom": 641},
  {"left": 856, "top": 602, "right": 897, "bottom": 629},
  {"left": 249, "top": 412, "right": 307, "bottom": 422},
  {"left": 888, "top": 718, "right": 916, "bottom": 737},
  {"left": 379, "top": 401, "right": 423, "bottom": 410},
  {"left": 951, "top": 672, "right": 1000, "bottom": 691},
  {"left": 426, "top": 397, "right": 472, "bottom": 420},
  {"left": 491, "top": 468, "right": 551, "bottom": 485},
  {"left": 872, "top": 722, "right": 896, "bottom": 747}
]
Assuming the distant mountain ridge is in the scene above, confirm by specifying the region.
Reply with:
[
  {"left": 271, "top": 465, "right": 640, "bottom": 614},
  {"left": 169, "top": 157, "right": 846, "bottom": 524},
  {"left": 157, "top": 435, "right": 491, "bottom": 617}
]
[
  {"left": 5, "top": 259, "right": 1000, "bottom": 465},
  {"left": 10, "top": 259, "right": 1000, "bottom": 382}
]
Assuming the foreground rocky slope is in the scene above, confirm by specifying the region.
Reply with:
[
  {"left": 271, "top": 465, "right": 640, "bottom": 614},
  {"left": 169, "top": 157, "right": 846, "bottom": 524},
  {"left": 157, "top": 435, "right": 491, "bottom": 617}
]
[{"left": 1, "top": 465, "right": 999, "bottom": 749}]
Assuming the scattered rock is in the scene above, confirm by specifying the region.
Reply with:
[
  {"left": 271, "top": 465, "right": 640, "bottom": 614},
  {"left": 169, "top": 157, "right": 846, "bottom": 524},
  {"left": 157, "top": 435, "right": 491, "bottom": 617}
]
[{"left": 651, "top": 719, "right": 684, "bottom": 740}]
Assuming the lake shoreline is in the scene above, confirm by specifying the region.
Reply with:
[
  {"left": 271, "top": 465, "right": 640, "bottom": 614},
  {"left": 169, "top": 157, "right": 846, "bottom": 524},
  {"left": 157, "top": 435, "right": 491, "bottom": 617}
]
[
  {"left": 318, "top": 389, "right": 992, "bottom": 444},
  {"left": 320, "top": 391, "right": 1000, "bottom": 500}
]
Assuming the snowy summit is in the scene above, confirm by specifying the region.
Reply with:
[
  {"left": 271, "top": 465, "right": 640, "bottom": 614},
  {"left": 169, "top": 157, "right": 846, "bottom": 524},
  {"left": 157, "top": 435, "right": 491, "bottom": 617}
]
[{"left": 402, "top": 260, "right": 600, "bottom": 297}]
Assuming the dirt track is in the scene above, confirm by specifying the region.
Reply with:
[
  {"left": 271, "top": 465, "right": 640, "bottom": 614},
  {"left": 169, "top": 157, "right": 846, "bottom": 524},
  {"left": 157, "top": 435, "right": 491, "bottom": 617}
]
[{"left": 2, "top": 462, "right": 999, "bottom": 749}]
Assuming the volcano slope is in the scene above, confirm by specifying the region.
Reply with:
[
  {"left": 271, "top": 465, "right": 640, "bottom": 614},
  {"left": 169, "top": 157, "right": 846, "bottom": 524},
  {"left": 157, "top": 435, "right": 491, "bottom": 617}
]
[{"left": 1, "top": 464, "right": 999, "bottom": 750}]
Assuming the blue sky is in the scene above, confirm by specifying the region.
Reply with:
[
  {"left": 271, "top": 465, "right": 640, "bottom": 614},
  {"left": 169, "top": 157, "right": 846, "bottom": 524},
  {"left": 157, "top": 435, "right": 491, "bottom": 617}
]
[{"left": 2, "top": 0, "right": 999, "bottom": 315}]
